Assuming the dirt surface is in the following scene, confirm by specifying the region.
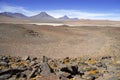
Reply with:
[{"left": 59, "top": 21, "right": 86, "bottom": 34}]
[
  {"left": 0, "top": 23, "right": 120, "bottom": 58},
  {"left": 64, "top": 20, "right": 120, "bottom": 27}
]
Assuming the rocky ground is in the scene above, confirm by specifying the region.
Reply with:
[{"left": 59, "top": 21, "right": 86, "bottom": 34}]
[{"left": 0, "top": 55, "right": 120, "bottom": 80}]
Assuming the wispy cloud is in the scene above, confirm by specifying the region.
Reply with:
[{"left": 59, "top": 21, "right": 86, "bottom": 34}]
[
  {"left": 0, "top": 4, "right": 120, "bottom": 20},
  {"left": 0, "top": 4, "right": 39, "bottom": 16},
  {"left": 46, "top": 10, "right": 114, "bottom": 19}
]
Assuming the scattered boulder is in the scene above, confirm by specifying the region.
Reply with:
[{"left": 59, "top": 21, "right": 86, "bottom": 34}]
[{"left": 0, "top": 55, "right": 119, "bottom": 80}]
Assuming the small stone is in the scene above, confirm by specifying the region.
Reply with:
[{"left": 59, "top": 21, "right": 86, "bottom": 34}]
[
  {"left": 22, "top": 70, "right": 31, "bottom": 78},
  {"left": 2, "top": 56, "right": 7, "bottom": 60},
  {"left": 22, "top": 56, "right": 30, "bottom": 61},
  {"left": 1, "top": 56, "right": 9, "bottom": 62},
  {"left": 29, "top": 61, "right": 36, "bottom": 66},
  {"left": 32, "top": 57, "right": 37, "bottom": 61},
  {"left": 26, "top": 60, "right": 31, "bottom": 64},
  {"left": 61, "top": 72, "right": 70, "bottom": 78},
  {"left": 14, "top": 57, "right": 21, "bottom": 62},
  {"left": 27, "top": 68, "right": 38, "bottom": 79},
  {"left": 0, "top": 61, "right": 8, "bottom": 66},
  {"left": 11, "top": 63, "right": 19, "bottom": 69},
  {"left": 0, "top": 74, "right": 11, "bottom": 79}
]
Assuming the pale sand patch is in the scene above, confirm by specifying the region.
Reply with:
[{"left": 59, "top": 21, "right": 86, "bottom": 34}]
[{"left": 29, "top": 23, "right": 65, "bottom": 26}]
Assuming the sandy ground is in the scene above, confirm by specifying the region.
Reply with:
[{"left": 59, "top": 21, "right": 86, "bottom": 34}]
[
  {"left": 0, "top": 23, "right": 120, "bottom": 58},
  {"left": 29, "top": 23, "right": 65, "bottom": 26},
  {"left": 64, "top": 20, "right": 120, "bottom": 27}
]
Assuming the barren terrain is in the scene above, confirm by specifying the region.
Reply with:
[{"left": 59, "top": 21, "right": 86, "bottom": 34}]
[
  {"left": 0, "top": 23, "right": 120, "bottom": 58},
  {"left": 64, "top": 20, "right": 120, "bottom": 27}
]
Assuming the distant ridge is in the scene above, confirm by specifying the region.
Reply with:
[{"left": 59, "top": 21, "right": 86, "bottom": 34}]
[
  {"left": 0, "top": 12, "right": 79, "bottom": 23},
  {"left": 59, "top": 15, "right": 70, "bottom": 20},
  {"left": 59, "top": 15, "right": 79, "bottom": 20},
  {"left": 0, "top": 12, "right": 28, "bottom": 19}
]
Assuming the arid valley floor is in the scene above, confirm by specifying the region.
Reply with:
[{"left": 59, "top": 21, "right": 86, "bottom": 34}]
[
  {"left": 0, "top": 22, "right": 120, "bottom": 58},
  {"left": 0, "top": 21, "right": 120, "bottom": 80}
]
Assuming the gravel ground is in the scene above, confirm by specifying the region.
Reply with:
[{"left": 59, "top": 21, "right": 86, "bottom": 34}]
[{"left": 1, "top": 23, "right": 120, "bottom": 58}]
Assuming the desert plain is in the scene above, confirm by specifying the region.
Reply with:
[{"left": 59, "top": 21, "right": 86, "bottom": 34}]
[
  {"left": 0, "top": 20, "right": 120, "bottom": 58},
  {"left": 0, "top": 14, "right": 120, "bottom": 80}
]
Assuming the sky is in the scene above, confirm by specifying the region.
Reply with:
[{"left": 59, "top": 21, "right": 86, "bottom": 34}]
[{"left": 0, "top": 0, "right": 120, "bottom": 20}]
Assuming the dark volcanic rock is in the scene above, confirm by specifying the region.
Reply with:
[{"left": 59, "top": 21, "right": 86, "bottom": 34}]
[{"left": 0, "top": 55, "right": 119, "bottom": 80}]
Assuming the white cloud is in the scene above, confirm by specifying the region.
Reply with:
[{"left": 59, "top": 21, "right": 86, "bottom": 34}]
[
  {"left": 0, "top": 4, "right": 120, "bottom": 20},
  {"left": 46, "top": 9, "right": 120, "bottom": 20},
  {"left": 0, "top": 4, "right": 39, "bottom": 16}
]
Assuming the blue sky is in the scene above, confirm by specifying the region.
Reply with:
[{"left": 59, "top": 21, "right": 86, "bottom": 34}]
[{"left": 0, "top": 0, "right": 120, "bottom": 20}]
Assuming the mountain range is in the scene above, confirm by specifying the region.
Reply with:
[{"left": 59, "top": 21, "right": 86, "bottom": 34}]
[
  {"left": 0, "top": 12, "right": 28, "bottom": 19},
  {"left": 0, "top": 12, "right": 79, "bottom": 23},
  {"left": 59, "top": 15, "right": 79, "bottom": 20}
]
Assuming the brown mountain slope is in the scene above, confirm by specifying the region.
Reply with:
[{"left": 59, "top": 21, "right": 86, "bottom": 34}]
[{"left": 0, "top": 15, "right": 30, "bottom": 23}]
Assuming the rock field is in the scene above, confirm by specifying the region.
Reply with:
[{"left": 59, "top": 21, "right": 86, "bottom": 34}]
[{"left": 0, "top": 55, "right": 120, "bottom": 80}]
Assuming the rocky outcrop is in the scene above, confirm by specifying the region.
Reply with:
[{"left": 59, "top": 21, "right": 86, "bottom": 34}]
[{"left": 0, "top": 55, "right": 120, "bottom": 80}]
